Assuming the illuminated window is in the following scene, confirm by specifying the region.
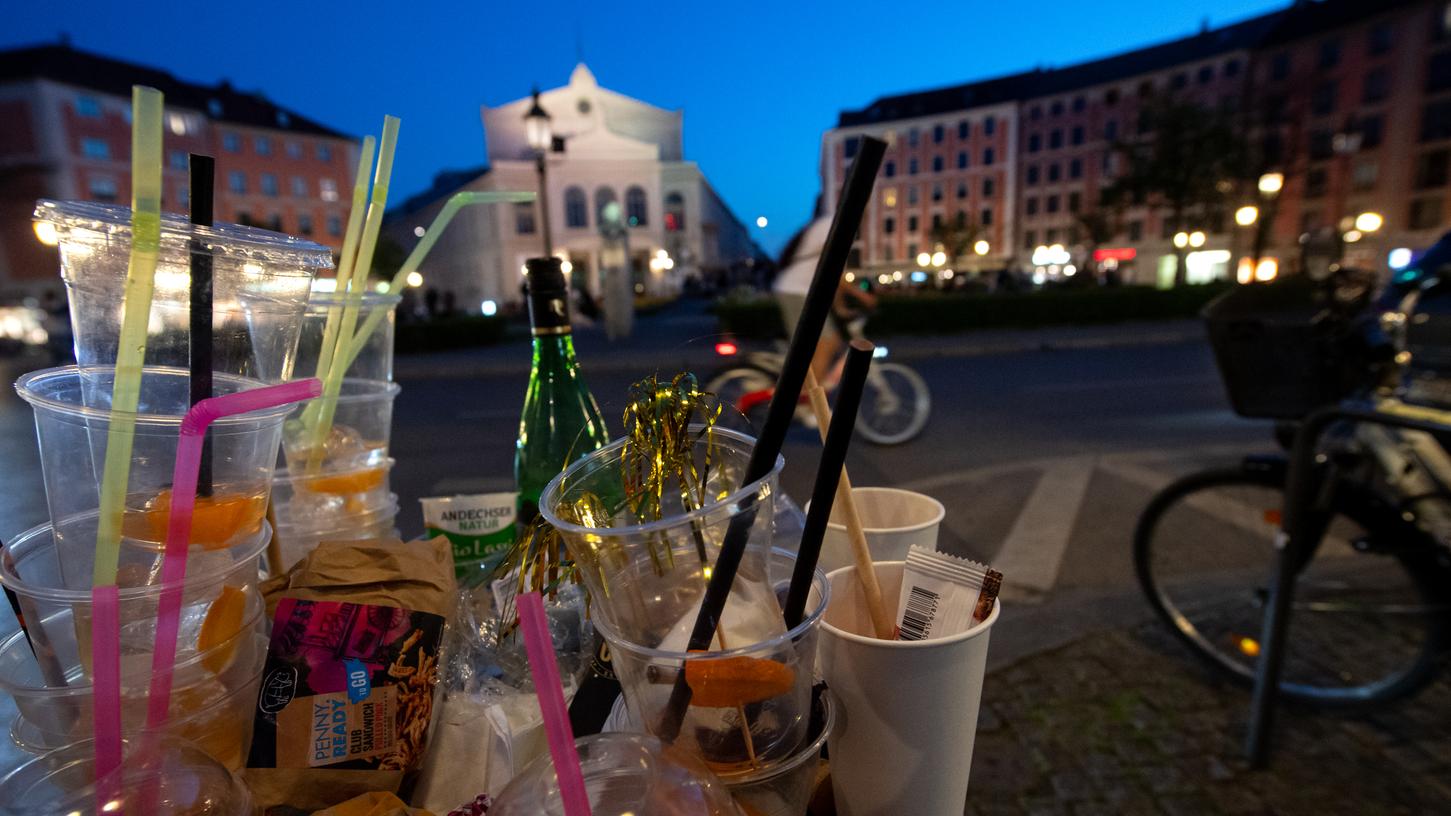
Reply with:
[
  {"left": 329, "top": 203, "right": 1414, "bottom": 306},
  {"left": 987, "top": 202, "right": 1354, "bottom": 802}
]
[
  {"left": 319, "top": 178, "right": 339, "bottom": 201},
  {"left": 81, "top": 138, "right": 110, "bottom": 159}
]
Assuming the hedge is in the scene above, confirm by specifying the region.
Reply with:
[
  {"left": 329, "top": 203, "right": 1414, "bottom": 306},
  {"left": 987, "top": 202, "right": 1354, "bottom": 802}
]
[
  {"left": 714, "top": 283, "right": 1231, "bottom": 340},
  {"left": 396, "top": 314, "right": 510, "bottom": 353}
]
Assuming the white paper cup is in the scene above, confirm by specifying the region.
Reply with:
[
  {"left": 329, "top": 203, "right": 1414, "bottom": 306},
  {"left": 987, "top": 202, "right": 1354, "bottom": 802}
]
[
  {"left": 807, "top": 487, "right": 945, "bottom": 575},
  {"left": 818, "top": 561, "right": 999, "bottom": 816}
]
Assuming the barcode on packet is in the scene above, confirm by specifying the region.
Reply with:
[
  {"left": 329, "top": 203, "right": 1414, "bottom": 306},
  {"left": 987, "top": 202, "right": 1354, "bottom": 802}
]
[{"left": 899, "top": 584, "right": 941, "bottom": 641}]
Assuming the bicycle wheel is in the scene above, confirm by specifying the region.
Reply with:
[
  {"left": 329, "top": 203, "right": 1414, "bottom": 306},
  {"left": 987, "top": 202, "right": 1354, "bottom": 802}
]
[
  {"left": 704, "top": 365, "right": 775, "bottom": 434},
  {"left": 855, "top": 362, "right": 931, "bottom": 445},
  {"left": 1134, "top": 463, "right": 1448, "bottom": 707}
]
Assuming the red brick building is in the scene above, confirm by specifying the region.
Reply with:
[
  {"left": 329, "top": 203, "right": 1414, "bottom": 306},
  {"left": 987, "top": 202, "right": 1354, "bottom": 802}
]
[
  {"left": 0, "top": 44, "right": 357, "bottom": 296},
  {"left": 822, "top": 0, "right": 1447, "bottom": 287}
]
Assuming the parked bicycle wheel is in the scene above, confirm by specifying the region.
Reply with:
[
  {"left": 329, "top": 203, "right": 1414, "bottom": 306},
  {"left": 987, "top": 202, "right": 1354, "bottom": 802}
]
[
  {"left": 855, "top": 361, "right": 931, "bottom": 445},
  {"left": 704, "top": 364, "right": 775, "bottom": 433},
  {"left": 1134, "top": 462, "right": 1448, "bottom": 707}
]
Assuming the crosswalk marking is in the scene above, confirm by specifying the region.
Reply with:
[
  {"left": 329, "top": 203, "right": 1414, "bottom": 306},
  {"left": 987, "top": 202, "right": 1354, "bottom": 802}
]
[{"left": 992, "top": 456, "right": 1097, "bottom": 602}]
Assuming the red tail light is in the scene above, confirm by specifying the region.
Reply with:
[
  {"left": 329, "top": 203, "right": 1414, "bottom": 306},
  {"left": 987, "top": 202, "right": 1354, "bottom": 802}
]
[{"left": 715, "top": 341, "right": 739, "bottom": 356}]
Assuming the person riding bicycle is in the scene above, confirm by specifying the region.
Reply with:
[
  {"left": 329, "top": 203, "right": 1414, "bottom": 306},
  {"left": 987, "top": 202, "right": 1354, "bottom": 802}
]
[{"left": 774, "top": 215, "right": 875, "bottom": 385}]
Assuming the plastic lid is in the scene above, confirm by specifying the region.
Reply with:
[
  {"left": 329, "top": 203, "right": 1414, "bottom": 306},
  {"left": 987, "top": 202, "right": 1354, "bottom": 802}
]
[{"left": 34, "top": 199, "right": 333, "bottom": 271}]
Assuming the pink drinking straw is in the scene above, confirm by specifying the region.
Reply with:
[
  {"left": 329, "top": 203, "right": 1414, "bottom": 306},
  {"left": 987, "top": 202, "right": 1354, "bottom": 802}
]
[
  {"left": 144, "top": 378, "right": 322, "bottom": 730},
  {"left": 517, "top": 592, "right": 593, "bottom": 816},
  {"left": 90, "top": 584, "right": 124, "bottom": 810}
]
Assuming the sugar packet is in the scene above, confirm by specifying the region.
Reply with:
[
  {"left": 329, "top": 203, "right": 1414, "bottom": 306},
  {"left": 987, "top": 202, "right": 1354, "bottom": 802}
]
[{"left": 895, "top": 545, "right": 1003, "bottom": 641}]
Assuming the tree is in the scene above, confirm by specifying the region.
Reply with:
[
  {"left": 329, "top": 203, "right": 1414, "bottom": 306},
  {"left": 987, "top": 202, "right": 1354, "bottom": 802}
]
[
  {"left": 1109, "top": 97, "right": 1250, "bottom": 285},
  {"left": 1074, "top": 202, "right": 1121, "bottom": 281},
  {"left": 929, "top": 213, "right": 981, "bottom": 265}
]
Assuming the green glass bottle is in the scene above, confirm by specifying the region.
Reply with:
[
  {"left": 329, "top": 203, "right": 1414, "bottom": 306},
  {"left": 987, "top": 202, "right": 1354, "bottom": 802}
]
[{"left": 514, "top": 257, "right": 610, "bottom": 525}]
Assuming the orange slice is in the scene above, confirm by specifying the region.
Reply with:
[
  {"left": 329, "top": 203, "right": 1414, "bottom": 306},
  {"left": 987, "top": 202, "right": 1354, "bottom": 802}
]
[
  {"left": 198, "top": 586, "right": 247, "bottom": 674},
  {"left": 123, "top": 488, "right": 267, "bottom": 550},
  {"left": 684, "top": 655, "right": 795, "bottom": 708},
  {"left": 302, "top": 466, "right": 386, "bottom": 495}
]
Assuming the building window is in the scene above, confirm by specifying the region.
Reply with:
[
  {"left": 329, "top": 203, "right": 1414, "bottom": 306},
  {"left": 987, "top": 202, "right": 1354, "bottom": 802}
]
[
  {"left": 908, "top": 128, "right": 919, "bottom": 147},
  {"left": 1048, "top": 164, "right": 1061, "bottom": 183},
  {"left": 1171, "top": 72, "right": 1188, "bottom": 90},
  {"left": 1198, "top": 65, "right": 1214, "bottom": 85},
  {"left": 625, "top": 186, "right": 648, "bottom": 226},
  {"left": 1105, "top": 88, "right": 1120, "bottom": 105},
  {"left": 265, "top": 213, "right": 282, "bottom": 232},
  {"left": 957, "top": 182, "right": 968, "bottom": 199},
  {"left": 169, "top": 150, "right": 188, "bottom": 170},
  {"left": 1050, "top": 100, "right": 1064, "bottom": 116},
  {"left": 290, "top": 176, "right": 307, "bottom": 197},
  {"left": 983, "top": 177, "right": 995, "bottom": 196},
  {"left": 1271, "top": 52, "right": 1291, "bottom": 81},
  {"left": 665, "top": 192, "right": 686, "bottom": 231},
  {"left": 1069, "top": 158, "right": 1082, "bottom": 179},
  {"left": 1028, "top": 133, "right": 1041, "bottom": 152},
  {"left": 1069, "top": 192, "right": 1081, "bottom": 212},
  {"left": 907, "top": 242, "right": 918, "bottom": 259},
  {"left": 1311, "top": 82, "right": 1337, "bottom": 117},
  {"left": 931, "top": 183, "right": 943, "bottom": 202},
  {"left": 1049, "top": 130, "right": 1063, "bottom": 149},
  {"left": 1353, "top": 160, "right": 1379, "bottom": 190},
  {"left": 957, "top": 151, "right": 968, "bottom": 169},
  {"left": 1071, "top": 126, "right": 1084, "bottom": 146},
  {"left": 1305, "top": 167, "right": 1328, "bottom": 198},
  {"left": 1416, "top": 151, "right": 1449, "bottom": 189},
  {"left": 932, "top": 124, "right": 944, "bottom": 144},
  {"left": 515, "top": 201, "right": 537, "bottom": 235},
  {"left": 1411, "top": 197, "right": 1444, "bottom": 230},
  {"left": 297, "top": 214, "right": 313, "bottom": 235},
  {"left": 1026, "top": 197, "right": 1039, "bottom": 216},
  {"left": 235, "top": 211, "right": 255, "bottom": 227},
  {"left": 319, "top": 178, "right": 339, "bottom": 201},
  {"left": 1024, "top": 230, "right": 1036, "bottom": 250},
  {"left": 327, "top": 214, "right": 342, "bottom": 236},
  {"left": 981, "top": 208, "right": 993, "bottom": 226},
  {"left": 1319, "top": 38, "right": 1341, "bottom": 69},
  {"left": 883, "top": 216, "right": 896, "bottom": 234},
  {"left": 1367, "top": 22, "right": 1393, "bottom": 55},
  {"left": 88, "top": 176, "right": 118, "bottom": 202},
  {"left": 260, "top": 173, "right": 279, "bottom": 197},
  {"left": 1423, "top": 100, "right": 1451, "bottom": 142},
  {"left": 884, "top": 160, "right": 896, "bottom": 178},
  {"left": 908, "top": 158, "right": 919, "bottom": 175},
  {"left": 844, "top": 136, "right": 859, "bottom": 158},
  {"left": 883, "top": 187, "right": 897, "bottom": 207},
  {"left": 1030, "top": 105, "right": 1042, "bottom": 121},
  {"left": 1046, "top": 195, "right": 1060, "bottom": 214},
  {"left": 75, "top": 96, "right": 101, "bottom": 117},
  {"left": 1027, "top": 165, "right": 1039, "bottom": 185},
  {"left": 882, "top": 246, "right": 894, "bottom": 262},
  {"left": 255, "top": 136, "right": 273, "bottom": 156},
  {"left": 317, "top": 144, "right": 333, "bottom": 162},
  {"left": 1073, "top": 95, "right": 1086, "bottom": 113},
  {"left": 223, "top": 133, "right": 241, "bottom": 153},
  {"left": 563, "top": 186, "right": 588, "bottom": 228},
  {"left": 1430, "top": 52, "right": 1451, "bottom": 93},
  {"left": 907, "top": 185, "right": 919, "bottom": 205},
  {"left": 907, "top": 214, "right": 919, "bottom": 232},
  {"left": 932, "top": 155, "right": 944, "bottom": 173},
  {"left": 594, "top": 186, "right": 617, "bottom": 221},
  {"left": 932, "top": 213, "right": 944, "bottom": 230},
  {"left": 286, "top": 141, "right": 303, "bottom": 159},
  {"left": 228, "top": 171, "right": 246, "bottom": 194},
  {"left": 1128, "top": 221, "right": 1142, "bottom": 240},
  {"left": 1361, "top": 115, "right": 1385, "bottom": 149},
  {"left": 983, "top": 148, "right": 995, "bottom": 165},
  {"left": 1363, "top": 68, "right": 1391, "bottom": 104},
  {"left": 1105, "top": 120, "right": 1118, "bottom": 142},
  {"left": 1309, "top": 129, "right": 1335, "bottom": 160},
  {"left": 81, "top": 138, "right": 110, "bottom": 160},
  {"left": 984, "top": 117, "right": 995, "bottom": 135},
  {"left": 958, "top": 120, "right": 969, "bottom": 139}
]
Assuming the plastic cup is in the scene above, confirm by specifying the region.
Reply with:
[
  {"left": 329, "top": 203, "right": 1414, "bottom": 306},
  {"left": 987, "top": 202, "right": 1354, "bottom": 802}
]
[
  {"left": 270, "top": 457, "right": 394, "bottom": 519},
  {"left": 599, "top": 549, "right": 828, "bottom": 774},
  {"left": 724, "top": 692, "right": 832, "bottom": 816},
  {"left": 818, "top": 561, "right": 1001, "bottom": 816},
  {"left": 540, "top": 427, "right": 787, "bottom": 649},
  {"left": 295, "top": 290, "right": 401, "bottom": 383},
  {"left": 807, "top": 487, "right": 945, "bottom": 576},
  {"left": 279, "top": 379, "right": 400, "bottom": 473},
  {"left": 0, "top": 734, "right": 252, "bottom": 815},
  {"left": 489, "top": 732, "right": 744, "bottom": 816},
  {"left": 271, "top": 493, "right": 400, "bottom": 570},
  {"left": 34, "top": 199, "right": 328, "bottom": 384},
  {"left": 0, "top": 516, "right": 271, "bottom": 685},
  {"left": 16, "top": 366, "right": 291, "bottom": 565}
]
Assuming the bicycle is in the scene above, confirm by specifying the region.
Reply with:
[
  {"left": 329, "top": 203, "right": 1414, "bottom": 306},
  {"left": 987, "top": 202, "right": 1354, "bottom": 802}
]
[
  {"left": 705, "top": 317, "right": 932, "bottom": 445},
  {"left": 1134, "top": 255, "right": 1451, "bottom": 708}
]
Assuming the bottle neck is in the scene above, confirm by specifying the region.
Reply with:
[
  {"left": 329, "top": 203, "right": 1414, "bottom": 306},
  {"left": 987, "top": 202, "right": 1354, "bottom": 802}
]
[{"left": 531, "top": 330, "right": 577, "bottom": 369}]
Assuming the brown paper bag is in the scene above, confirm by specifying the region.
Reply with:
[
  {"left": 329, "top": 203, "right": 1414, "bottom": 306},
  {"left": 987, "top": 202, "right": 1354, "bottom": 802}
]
[{"left": 246, "top": 537, "right": 456, "bottom": 812}]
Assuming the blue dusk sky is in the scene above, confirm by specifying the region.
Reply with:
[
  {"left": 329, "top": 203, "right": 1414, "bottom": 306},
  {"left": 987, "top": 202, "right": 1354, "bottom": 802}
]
[{"left": 5, "top": 0, "right": 1286, "bottom": 255}]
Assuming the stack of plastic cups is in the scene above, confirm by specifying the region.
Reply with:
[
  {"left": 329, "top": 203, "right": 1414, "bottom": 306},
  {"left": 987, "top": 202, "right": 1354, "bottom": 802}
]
[
  {"left": 271, "top": 289, "right": 402, "bottom": 569},
  {"left": 541, "top": 428, "right": 835, "bottom": 816},
  {"left": 1, "top": 201, "right": 328, "bottom": 770}
]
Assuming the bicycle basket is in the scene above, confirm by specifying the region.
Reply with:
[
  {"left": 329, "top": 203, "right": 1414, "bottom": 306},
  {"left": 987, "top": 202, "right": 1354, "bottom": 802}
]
[{"left": 1204, "top": 277, "right": 1357, "bottom": 419}]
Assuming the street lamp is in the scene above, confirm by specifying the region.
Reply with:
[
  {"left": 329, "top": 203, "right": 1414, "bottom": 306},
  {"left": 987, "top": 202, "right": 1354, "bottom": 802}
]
[
  {"left": 524, "top": 88, "right": 553, "bottom": 256},
  {"left": 1188, "top": 231, "right": 1206, "bottom": 248},
  {"left": 930, "top": 250, "right": 947, "bottom": 267},
  {"left": 1257, "top": 172, "right": 1284, "bottom": 195},
  {"left": 916, "top": 251, "right": 931, "bottom": 267},
  {"left": 1249, "top": 172, "right": 1283, "bottom": 276},
  {"left": 973, "top": 240, "right": 990, "bottom": 256},
  {"left": 1173, "top": 231, "right": 1190, "bottom": 249},
  {"left": 1235, "top": 206, "right": 1259, "bottom": 227},
  {"left": 1354, "top": 211, "right": 1383, "bottom": 233}
]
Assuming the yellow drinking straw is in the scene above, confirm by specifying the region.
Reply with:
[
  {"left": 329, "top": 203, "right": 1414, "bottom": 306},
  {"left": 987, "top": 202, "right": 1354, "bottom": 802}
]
[{"left": 92, "top": 86, "right": 164, "bottom": 586}]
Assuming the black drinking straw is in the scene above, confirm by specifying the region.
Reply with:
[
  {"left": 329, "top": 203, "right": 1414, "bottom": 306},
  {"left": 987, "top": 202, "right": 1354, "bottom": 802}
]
[
  {"left": 2, "top": 543, "right": 67, "bottom": 687},
  {"left": 782, "top": 340, "right": 874, "bottom": 628},
  {"left": 655, "top": 137, "right": 886, "bottom": 740},
  {"left": 189, "top": 154, "right": 215, "bottom": 496}
]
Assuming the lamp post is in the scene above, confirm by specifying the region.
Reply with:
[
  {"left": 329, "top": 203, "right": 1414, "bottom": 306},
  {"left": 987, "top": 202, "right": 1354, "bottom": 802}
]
[
  {"left": 1249, "top": 172, "right": 1283, "bottom": 276},
  {"left": 524, "top": 88, "right": 553, "bottom": 257}
]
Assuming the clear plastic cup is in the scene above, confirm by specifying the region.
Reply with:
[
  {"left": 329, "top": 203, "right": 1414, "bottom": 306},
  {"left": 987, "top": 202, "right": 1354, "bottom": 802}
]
[
  {"left": 9, "top": 633, "right": 268, "bottom": 771},
  {"left": 16, "top": 366, "right": 291, "bottom": 565},
  {"left": 0, "top": 516, "right": 270, "bottom": 683},
  {"left": 724, "top": 692, "right": 833, "bottom": 816},
  {"left": 269, "top": 458, "right": 394, "bottom": 520},
  {"left": 0, "top": 734, "right": 252, "bottom": 815},
  {"left": 295, "top": 290, "right": 401, "bottom": 383},
  {"left": 489, "top": 732, "right": 745, "bottom": 816},
  {"left": 540, "top": 427, "right": 787, "bottom": 648},
  {"left": 279, "top": 379, "right": 400, "bottom": 473},
  {"left": 271, "top": 494, "right": 400, "bottom": 570},
  {"left": 600, "top": 550, "right": 828, "bottom": 774},
  {"left": 34, "top": 199, "right": 328, "bottom": 384}
]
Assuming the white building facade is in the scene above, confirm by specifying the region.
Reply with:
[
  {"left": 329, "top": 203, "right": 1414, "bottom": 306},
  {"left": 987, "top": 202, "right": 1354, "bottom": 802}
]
[{"left": 387, "top": 64, "right": 760, "bottom": 311}]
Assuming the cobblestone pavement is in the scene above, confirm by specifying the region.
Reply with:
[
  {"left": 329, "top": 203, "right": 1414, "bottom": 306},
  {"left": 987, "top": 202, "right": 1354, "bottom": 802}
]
[{"left": 967, "top": 623, "right": 1451, "bottom": 815}]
